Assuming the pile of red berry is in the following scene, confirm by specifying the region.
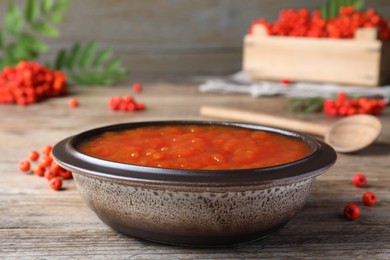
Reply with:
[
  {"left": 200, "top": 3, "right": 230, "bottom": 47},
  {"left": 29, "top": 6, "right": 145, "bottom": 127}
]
[
  {"left": 323, "top": 92, "right": 386, "bottom": 116},
  {"left": 18, "top": 145, "right": 72, "bottom": 191},
  {"left": 249, "top": 6, "right": 390, "bottom": 40},
  {"left": 108, "top": 95, "right": 145, "bottom": 112},
  {"left": 0, "top": 61, "right": 67, "bottom": 106},
  {"left": 344, "top": 173, "right": 377, "bottom": 220},
  {"left": 108, "top": 82, "right": 145, "bottom": 112}
]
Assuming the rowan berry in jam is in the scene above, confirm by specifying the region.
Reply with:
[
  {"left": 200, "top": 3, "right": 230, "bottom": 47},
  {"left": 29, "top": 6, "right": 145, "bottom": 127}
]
[
  {"left": 353, "top": 173, "right": 367, "bottom": 187},
  {"left": 362, "top": 191, "right": 377, "bottom": 206},
  {"left": 343, "top": 203, "right": 360, "bottom": 220}
]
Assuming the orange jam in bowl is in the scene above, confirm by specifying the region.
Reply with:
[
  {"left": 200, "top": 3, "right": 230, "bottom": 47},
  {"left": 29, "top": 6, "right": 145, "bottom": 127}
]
[{"left": 77, "top": 124, "right": 312, "bottom": 170}]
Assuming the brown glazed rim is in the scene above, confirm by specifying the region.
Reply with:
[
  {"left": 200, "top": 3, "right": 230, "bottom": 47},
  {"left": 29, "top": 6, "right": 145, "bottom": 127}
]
[{"left": 52, "top": 120, "right": 337, "bottom": 186}]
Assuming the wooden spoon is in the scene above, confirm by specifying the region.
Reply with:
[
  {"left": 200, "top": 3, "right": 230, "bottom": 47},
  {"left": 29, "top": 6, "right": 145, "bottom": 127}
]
[{"left": 200, "top": 106, "right": 382, "bottom": 153}]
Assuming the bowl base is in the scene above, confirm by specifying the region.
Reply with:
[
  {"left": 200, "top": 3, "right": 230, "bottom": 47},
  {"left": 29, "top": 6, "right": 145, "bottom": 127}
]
[{"left": 111, "top": 221, "right": 289, "bottom": 247}]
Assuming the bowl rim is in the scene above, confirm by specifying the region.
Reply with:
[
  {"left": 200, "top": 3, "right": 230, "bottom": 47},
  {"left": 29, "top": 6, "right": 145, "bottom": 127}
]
[{"left": 52, "top": 120, "right": 337, "bottom": 185}]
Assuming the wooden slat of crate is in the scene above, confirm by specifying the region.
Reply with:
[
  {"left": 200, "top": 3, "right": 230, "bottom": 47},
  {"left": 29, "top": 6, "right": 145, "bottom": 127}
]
[{"left": 243, "top": 26, "right": 389, "bottom": 87}]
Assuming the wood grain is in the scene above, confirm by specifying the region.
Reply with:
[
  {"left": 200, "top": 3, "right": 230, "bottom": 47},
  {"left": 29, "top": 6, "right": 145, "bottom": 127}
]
[{"left": 1, "top": 84, "right": 389, "bottom": 259}]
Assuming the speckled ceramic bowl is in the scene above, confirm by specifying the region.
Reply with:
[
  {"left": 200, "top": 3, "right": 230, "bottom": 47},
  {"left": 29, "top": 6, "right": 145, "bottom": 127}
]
[{"left": 52, "top": 121, "right": 336, "bottom": 246}]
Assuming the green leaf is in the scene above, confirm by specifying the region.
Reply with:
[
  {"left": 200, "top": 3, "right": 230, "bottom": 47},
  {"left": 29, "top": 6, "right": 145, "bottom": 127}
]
[
  {"left": 79, "top": 42, "right": 97, "bottom": 68},
  {"left": 31, "top": 21, "right": 60, "bottom": 37},
  {"left": 6, "top": 3, "right": 23, "bottom": 34},
  {"left": 47, "top": 13, "right": 66, "bottom": 23},
  {"left": 92, "top": 49, "right": 112, "bottom": 67},
  {"left": 51, "top": 0, "right": 71, "bottom": 13},
  {"left": 0, "top": 55, "right": 16, "bottom": 70},
  {"left": 329, "top": 0, "right": 337, "bottom": 19},
  {"left": 320, "top": 5, "right": 328, "bottom": 20},
  {"left": 353, "top": 0, "right": 365, "bottom": 10},
  {"left": 18, "top": 33, "right": 49, "bottom": 53},
  {"left": 69, "top": 71, "right": 84, "bottom": 84},
  {"left": 305, "top": 98, "right": 324, "bottom": 113},
  {"left": 287, "top": 97, "right": 324, "bottom": 113},
  {"left": 67, "top": 43, "right": 82, "bottom": 68},
  {"left": 319, "top": 0, "right": 365, "bottom": 20},
  {"left": 52, "top": 42, "right": 128, "bottom": 86},
  {"left": 6, "top": 42, "right": 35, "bottom": 61},
  {"left": 42, "top": 0, "right": 53, "bottom": 13},
  {"left": 0, "top": 31, "right": 4, "bottom": 48},
  {"left": 106, "top": 58, "right": 121, "bottom": 72},
  {"left": 54, "top": 49, "right": 67, "bottom": 70},
  {"left": 26, "top": 0, "right": 40, "bottom": 22}
]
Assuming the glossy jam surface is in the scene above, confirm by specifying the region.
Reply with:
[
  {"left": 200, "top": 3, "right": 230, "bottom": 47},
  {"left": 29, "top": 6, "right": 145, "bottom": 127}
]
[{"left": 77, "top": 125, "right": 312, "bottom": 170}]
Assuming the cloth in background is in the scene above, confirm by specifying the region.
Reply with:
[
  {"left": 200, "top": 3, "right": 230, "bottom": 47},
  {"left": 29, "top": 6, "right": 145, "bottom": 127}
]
[{"left": 199, "top": 71, "right": 390, "bottom": 104}]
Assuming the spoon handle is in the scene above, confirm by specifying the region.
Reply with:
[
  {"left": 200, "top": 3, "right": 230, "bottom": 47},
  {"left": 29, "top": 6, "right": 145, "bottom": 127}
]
[{"left": 200, "top": 106, "right": 329, "bottom": 136}]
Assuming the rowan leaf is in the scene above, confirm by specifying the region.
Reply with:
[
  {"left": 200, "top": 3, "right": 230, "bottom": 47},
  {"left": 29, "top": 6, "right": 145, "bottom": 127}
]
[
  {"left": 92, "top": 49, "right": 112, "bottom": 67},
  {"left": 51, "top": 0, "right": 71, "bottom": 13},
  {"left": 18, "top": 33, "right": 49, "bottom": 53},
  {"left": 30, "top": 21, "right": 60, "bottom": 37},
  {"left": 319, "top": 0, "right": 365, "bottom": 20},
  {"left": 54, "top": 49, "right": 67, "bottom": 70},
  {"left": 42, "top": 0, "right": 54, "bottom": 14},
  {"left": 107, "top": 58, "right": 121, "bottom": 72},
  {"left": 6, "top": 3, "right": 23, "bottom": 34},
  {"left": 51, "top": 42, "right": 128, "bottom": 86},
  {"left": 67, "top": 43, "right": 82, "bottom": 68},
  {"left": 26, "top": 0, "right": 40, "bottom": 22},
  {"left": 47, "top": 13, "right": 66, "bottom": 23},
  {"left": 353, "top": 0, "right": 365, "bottom": 10},
  {"left": 79, "top": 42, "right": 97, "bottom": 68},
  {"left": 0, "top": 31, "right": 4, "bottom": 48}
]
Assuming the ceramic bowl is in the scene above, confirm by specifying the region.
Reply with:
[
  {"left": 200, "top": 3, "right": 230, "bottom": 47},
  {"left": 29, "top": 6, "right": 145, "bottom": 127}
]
[{"left": 52, "top": 121, "right": 336, "bottom": 246}]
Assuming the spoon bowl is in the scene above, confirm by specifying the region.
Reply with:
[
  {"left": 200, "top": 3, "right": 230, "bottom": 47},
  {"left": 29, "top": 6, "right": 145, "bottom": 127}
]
[
  {"left": 200, "top": 106, "right": 382, "bottom": 153},
  {"left": 325, "top": 114, "right": 382, "bottom": 153}
]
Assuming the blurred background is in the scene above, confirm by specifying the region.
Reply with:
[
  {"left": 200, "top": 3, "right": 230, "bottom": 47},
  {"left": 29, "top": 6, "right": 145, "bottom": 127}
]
[{"left": 1, "top": 0, "right": 390, "bottom": 81}]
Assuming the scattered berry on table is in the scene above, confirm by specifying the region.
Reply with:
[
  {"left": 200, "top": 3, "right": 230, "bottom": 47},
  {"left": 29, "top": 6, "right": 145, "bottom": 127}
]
[
  {"left": 49, "top": 177, "right": 62, "bottom": 191},
  {"left": 343, "top": 203, "right": 360, "bottom": 220},
  {"left": 68, "top": 98, "right": 79, "bottom": 108},
  {"left": 39, "top": 156, "right": 53, "bottom": 168},
  {"left": 108, "top": 95, "right": 145, "bottom": 112},
  {"left": 28, "top": 150, "right": 40, "bottom": 161},
  {"left": 44, "top": 169, "right": 58, "bottom": 181},
  {"left": 18, "top": 144, "right": 73, "bottom": 191},
  {"left": 362, "top": 191, "right": 377, "bottom": 206},
  {"left": 281, "top": 79, "right": 291, "bottom": 86},
  {"left": 18, "top": 160, "right": 31, "bottom": 172},
  {"left": 132, "top": 82, "right": 143, "bottom": 93},
  {"left": 352, "top": 173, "right": 367, "bottom": 188},
  {"left": 33, "top": 165, "right": 46, "bottom": 177},
  {"left": 41, "top": 145, "right": 53, "bottom": 157},
  {"left": 323, "top": 92, "right": 386, "bottom": 117}
]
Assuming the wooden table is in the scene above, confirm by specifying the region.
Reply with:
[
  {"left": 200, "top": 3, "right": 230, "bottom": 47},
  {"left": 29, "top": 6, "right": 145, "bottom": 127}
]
[{"left": 1, "top": 83, "right": 389, "bottom": 259}]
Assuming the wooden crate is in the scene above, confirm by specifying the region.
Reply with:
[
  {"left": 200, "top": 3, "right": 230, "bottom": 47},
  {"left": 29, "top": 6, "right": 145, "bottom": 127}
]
[{"left": 243, "top": 25, "right": 390, "bottom": 87}]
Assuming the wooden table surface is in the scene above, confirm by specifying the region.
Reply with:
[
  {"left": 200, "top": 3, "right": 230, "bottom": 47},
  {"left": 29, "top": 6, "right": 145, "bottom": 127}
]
[{"left": 1, "top": 83, "right": 389, "bottom": 259}]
